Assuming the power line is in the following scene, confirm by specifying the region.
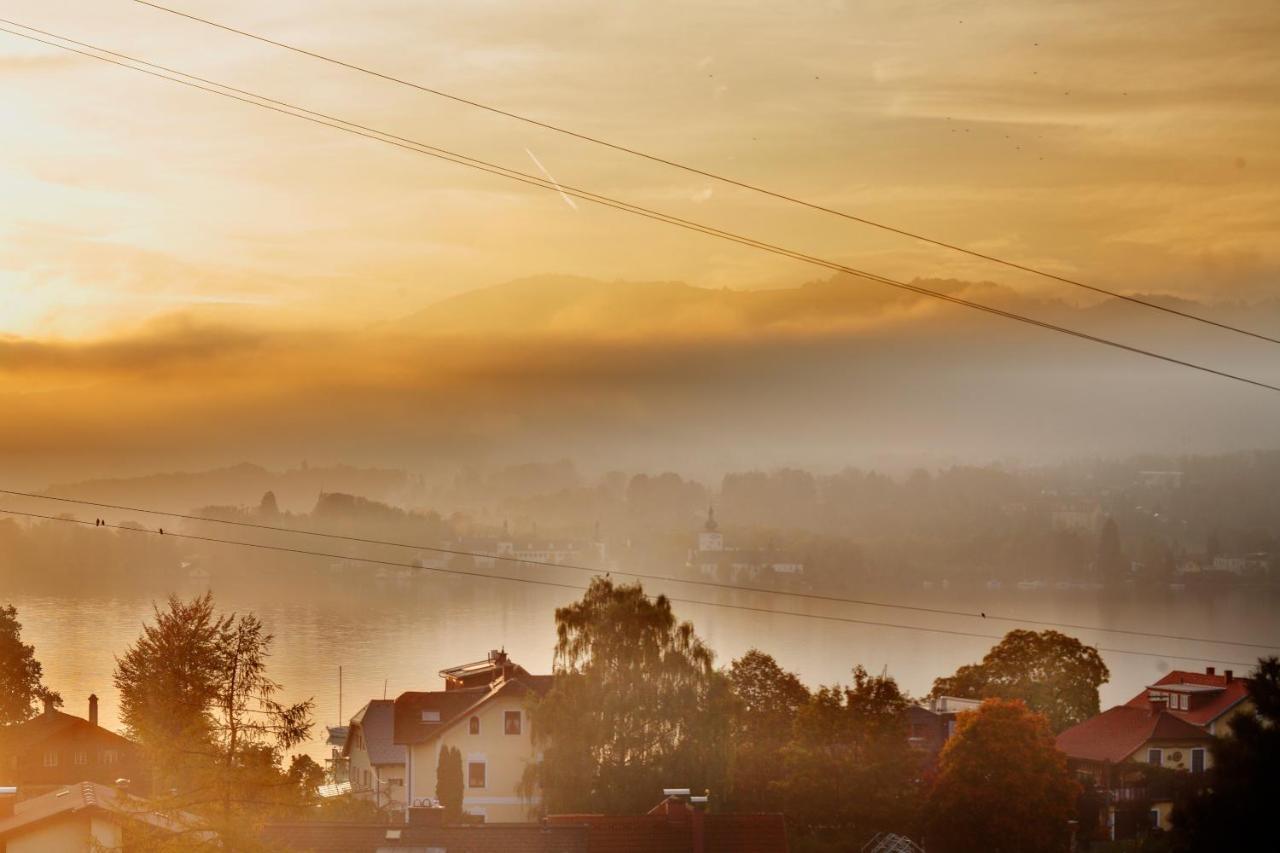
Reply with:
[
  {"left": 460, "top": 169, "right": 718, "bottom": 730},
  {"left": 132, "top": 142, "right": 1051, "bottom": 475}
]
[
  {"left": 11, "top": 487, "right": 1280, "bottom": 653},
  {"left": 3, "top": 488, "right": 1277, "bottom": 653},
  {"left": 130, "top": 0, "right": 1280, "bottom": 347},
  {"left": 0, "top": 505, "right": 1263, "bottom": 670},
  {"left": 3, "top": 22, "right": 1278, "bottom": 395}
]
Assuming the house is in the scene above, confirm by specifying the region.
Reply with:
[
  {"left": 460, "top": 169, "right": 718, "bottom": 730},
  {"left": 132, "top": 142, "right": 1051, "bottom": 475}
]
[
  {"left": 1056, "top": 704, "right": 1215, "bottom": 839},
  {"left": 393, "top": 651, "right": 553, "bottom": 823},
  {"left": 904, "top": 696, "right": 981, "bottom": 761},
  {"left": 441, "top": 536, "right": 606, "bottom": 570},
  {"left": 687, "top": 508, "right": 805, "bottom": 582},
  {"left": 0, "top": 782, "right": 205, "bottom": 853},
  {"left": 0, "top": 697, "right": 142, "bottom": 795},
  {"left": 1123, "top": 667, "right": 1254, "bottom": 736},
  {"left": 344, "top": 700, "right": 407, "bottom": 811}
]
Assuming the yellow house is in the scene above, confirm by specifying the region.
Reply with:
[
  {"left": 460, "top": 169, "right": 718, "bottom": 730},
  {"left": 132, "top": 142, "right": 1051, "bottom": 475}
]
[
  {"left": 393, "top": 652, "right": 552, "bottom": 823},
  {"left": 1057, "top": 705, "right": 1216, "bottom": 839}
]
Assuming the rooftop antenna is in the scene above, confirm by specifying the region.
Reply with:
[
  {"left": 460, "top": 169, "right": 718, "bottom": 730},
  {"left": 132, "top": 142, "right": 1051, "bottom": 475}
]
[
  {"left": 383, "top": 678, "right": 388, "bottom": 700},
  {"left": 338, "top": 665, "right": 343, "bottom": 725}
]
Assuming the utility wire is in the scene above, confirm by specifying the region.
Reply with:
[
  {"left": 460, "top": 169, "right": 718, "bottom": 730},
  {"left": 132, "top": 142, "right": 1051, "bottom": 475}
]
[
  {"left": 2, "top": 21, "right": 1278, "bottom": 394},
  {"left": 130, "top": 0, "right": 1280, "bottom": 347},
  {"left": 0, "top": 506, "right": 1263, "bottom": 670},
  {"left": 3, "top": 488, "right": 1277, "bottom": 653}
]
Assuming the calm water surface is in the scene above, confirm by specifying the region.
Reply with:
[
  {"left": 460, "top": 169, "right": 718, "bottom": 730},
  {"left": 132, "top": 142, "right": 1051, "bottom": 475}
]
[{"left": 9, "top": 571, "right": 1277, "bottom": 765}]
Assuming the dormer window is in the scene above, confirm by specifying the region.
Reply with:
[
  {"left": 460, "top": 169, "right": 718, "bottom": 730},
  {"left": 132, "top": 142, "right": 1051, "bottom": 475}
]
[{"left": 422, "top": 710, "right": 441, "bottom": 723}]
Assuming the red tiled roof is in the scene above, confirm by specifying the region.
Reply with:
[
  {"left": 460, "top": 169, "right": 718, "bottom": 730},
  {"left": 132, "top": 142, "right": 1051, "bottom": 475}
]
[
  {"left": 1056, "top": 706, "right": 1214, "bottom": 764},
  {"left": 0, "top": 710, "right": 135, "bottom": 757},
  {"left": 1123, "top": 670, "right": 1252, "bottom": 727},
  {"left": 0, "top": 782, "right": 204, "bottom": 842}
]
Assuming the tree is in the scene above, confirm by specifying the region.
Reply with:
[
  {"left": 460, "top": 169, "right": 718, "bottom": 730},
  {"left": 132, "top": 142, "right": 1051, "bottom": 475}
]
[
  {"left": 436, "top": 744, "right": 464, "bottom": 820},
  {"left": 286, "top": 754, "right": 325, "bottom": 805},
  {"left": 1173, "top": 657, "right": 1280, "bottom": 850},
  {"left": 926, "top": 699, "right": 1079, "bottom": 853},
  {"left": 0, "top": 604, "right": 61, "bottom": 724},
  {"left": 522, "top": 578, "right": 728, "bottom": 814},
  {"left": 725, "top": 650, "right": 810, "bottom": 811},
  {"left": 780, "top": 666, "right": 920, "bottom": 842},
  {"left": 114, "top": 592, "right": 314, "bottom": 848},
  {"left": 930, "top": 630, "right": 1109, "bottom": 731},
  {"left": 1097, "top": 517, "right": 1125, "bottom": 583}
]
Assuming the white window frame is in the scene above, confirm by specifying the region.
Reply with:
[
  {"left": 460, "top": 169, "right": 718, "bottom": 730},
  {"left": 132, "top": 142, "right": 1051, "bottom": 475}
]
[
  {"left": 43, "top": 750, "right": 58, "bottom": 767},
  {"left": 421, "top": 710, "right": 441, "bottom": 723},
  {"left": 504, "top": 710, "right": 522, "bottom": 736},
  {"left": 74, "top": 751, "right": 88, "bottom": 766}
]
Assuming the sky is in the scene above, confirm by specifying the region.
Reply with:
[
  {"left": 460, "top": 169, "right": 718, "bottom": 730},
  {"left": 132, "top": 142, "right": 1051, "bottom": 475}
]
[{"left": 1, "top": 0, "right": 1278, "bottom": 481}]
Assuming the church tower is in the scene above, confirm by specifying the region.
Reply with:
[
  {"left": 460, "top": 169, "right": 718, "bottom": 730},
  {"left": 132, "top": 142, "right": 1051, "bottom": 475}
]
[{"left": 698, "top": 506, "right": 724, "bottom": 552}]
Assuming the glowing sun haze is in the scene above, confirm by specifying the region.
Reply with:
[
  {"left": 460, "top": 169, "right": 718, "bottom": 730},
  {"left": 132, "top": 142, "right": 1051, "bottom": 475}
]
[{"left": 1, "top": 0, "right": 1278, "bottom": 481}]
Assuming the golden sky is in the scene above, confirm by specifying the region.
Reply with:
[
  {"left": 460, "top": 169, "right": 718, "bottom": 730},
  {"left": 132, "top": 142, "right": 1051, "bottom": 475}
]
[
  {"left": 2, "top": 0, "right": 1277, "bottom": 338},
  {"left": 1, "top": 1, "right": 1278, "bottom": 481}
]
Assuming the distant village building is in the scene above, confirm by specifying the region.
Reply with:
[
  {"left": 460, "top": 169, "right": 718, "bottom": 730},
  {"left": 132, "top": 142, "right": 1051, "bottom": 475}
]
[
  {"left": 1050, "top": 502, "right": 1105, "bottom": 536},
  {"left": 1137, "top": 470, "right": 1184, "bottom": 489},
  {"left": 687, "top": 508, "right": 805, "bottom": 582},
  {"left": 1211, "top": 552, "right": 1272, "bottom": 579},
  {"left": 343, "top": 700, "right": 407, "bottom": 811},
  {"left": 392, "top": 650, "right": 552, "bottom": 823},
  {"left": 0, "top": 696, "right": 142, "bottom": 795},
  {"left": 1056, "top": 667, "right": 1253, "bottom": 840},
  {"left": 443, "top": 532, "right": 606, "bottom": 570}
]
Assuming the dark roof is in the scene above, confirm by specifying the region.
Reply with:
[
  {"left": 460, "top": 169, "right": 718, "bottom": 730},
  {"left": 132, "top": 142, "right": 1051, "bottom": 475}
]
[
  {"left": 0, "top": 709, "right": 136, "bottom": 757},
  {"left": 394, "top": 677, "right": 551, "bottom": 746},
  {"left": 546, "top": 807, "right": 789, "bottom": 853},
  {"left": 0, "top": 782, "right": 204, "bottom": 842},
  {"left": 345, "top": 700, "right": 405, "bottom": 767},
  {"left": 263, "top": 821, "right": 588, "bottom": 853},
  {"left": 1056, "top": 706, "right": 1214, "bottom": 764},
  {"left": 1124, "top": 670, "right": 1252, "bottom": 727}
]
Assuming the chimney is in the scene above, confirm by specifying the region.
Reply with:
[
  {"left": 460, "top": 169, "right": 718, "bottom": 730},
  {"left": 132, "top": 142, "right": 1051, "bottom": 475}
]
[
  {"left": 0, "top": 787, "right": 16, "bottom": 819},
  {"left": 1205, "top": 667, "right": 1215, "bottom": 676},
  {"left": 1224, "top": 670, "right": 1233, "bottom": 682},
  {"left": 42, "top": 696, "right": 55, "bottom": 716},
  {"left": 89, "top": 694, "right": 99, "bottom": 727}
]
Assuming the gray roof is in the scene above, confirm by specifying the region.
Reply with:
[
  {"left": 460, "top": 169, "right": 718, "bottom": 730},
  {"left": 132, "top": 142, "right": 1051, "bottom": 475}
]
[
  {"left": 347, "top": 700, "right": 406, "bottom": 767},
  {"left": 0, "top": 782, "right": 207, "bottom": 842}
]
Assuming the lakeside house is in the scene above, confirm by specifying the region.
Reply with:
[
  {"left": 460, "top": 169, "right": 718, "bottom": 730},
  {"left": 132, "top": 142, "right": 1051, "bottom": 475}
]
[
  {"left": 1056, "top": 667, "right": 1251, "bottom": 840},
  {"left": 0, "top": 697, "right": 142, "bottom": 796},
  {"left": 392, "top": 650, "right": 552, "bottom": 823},
  {"left": 344, "top": 700, "right": 407, "bottom": 811},
  {"left": 904, "top": 696, "right": 982, "bottom": 762}
]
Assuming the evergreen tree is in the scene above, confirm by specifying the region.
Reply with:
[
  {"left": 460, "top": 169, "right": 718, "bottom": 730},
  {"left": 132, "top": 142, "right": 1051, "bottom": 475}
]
[
  {"left": 0, "top": 604, "right": 61, "bottom": 724},
  {"left": 436, "top": 744, "right": 464, "bottom": 820}
]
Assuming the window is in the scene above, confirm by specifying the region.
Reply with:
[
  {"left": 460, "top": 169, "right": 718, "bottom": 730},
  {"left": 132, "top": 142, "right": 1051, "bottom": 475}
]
[
  {"left": 504, "top": 711, "right": 522, "bottom": 735},
  {"left": 1149, "top": 810, "right": 1160, "bottom": 829},
  {"left": 101, "top": 750, "right": 119, "bottom": 766},
  {"left": 1191, "top": 748, "right": 1205, "bottom": 773},
  {"left": 74, "top": 751, "right": 88, "bottom": 766},
  {"left": 469, "top": 716, "right": 480, "bottom": 735},
  {"left": 422, "top": 710, "right": 441, "bottom": 723},
  {"left": 467, "top": 761, "right": 486, "bottom": 789},
  {"left": 1147, "top": 748, "right": 1162, "bottom": 766},
  {"left": 43, "top": 750, "right": 58, "bottom": 767}
]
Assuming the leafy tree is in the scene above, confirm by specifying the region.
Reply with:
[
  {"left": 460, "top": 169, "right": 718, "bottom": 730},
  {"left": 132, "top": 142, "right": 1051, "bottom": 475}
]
[
  {"left": 114, "top": 592, "right": 314, "bottom": 848},
  {"left": 0, "top": 604, "right": 61, "bottom": 724},
  {"left": 287, "top": 754, "right": 325, "bottom": 805},
  {"left": 926, "top": 699, "right": 1079, "bottom": 853},
  {"left": 523, "top": 578, "right": 728, "bottom": 814},
  {"left": 1173, "top": 657, "right": 1280, "bottom": 850},
  {"left": 725, "top": 650, "right": 810, "bottom": 811},
  {"left": 780, "top": 666, "right": 920, "bottom": 842},
  {"left": 930, "top": 630, "right": 1109, "bottom": 731},
  {"left": 436, "top": 744, "right": 464, "bottom": 820}
]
